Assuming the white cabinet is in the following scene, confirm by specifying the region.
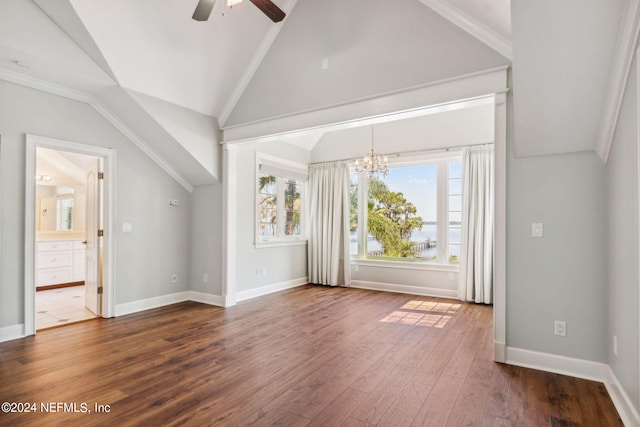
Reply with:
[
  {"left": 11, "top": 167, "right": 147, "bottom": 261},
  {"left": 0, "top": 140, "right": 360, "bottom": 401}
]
[
  {"left": 36, "top": 240, "right": 85, "bottom": 288},
  {"left": 72, "top": 240, "right": 86, "bottom": 281}
]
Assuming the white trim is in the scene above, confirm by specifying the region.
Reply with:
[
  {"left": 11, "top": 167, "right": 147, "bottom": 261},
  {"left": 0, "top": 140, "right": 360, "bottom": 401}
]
[
  {"left": 236, "top": 277, "right": 308, "bottom": 302},
  {"left": 605, "top": 366, "right": 640, "bottom": 427},
  {"left": 0, "top": 324, "right": 25, "bottom": 343},
  {"left": 493, "top": 92, "right": 507, "bottom": 363},
  {"left": 218, "top": 0, "right": 299, "bottom": 126},
  {"left": 506, "top": 347, "right": 640, "bottom": 426},
  {"left": 418, "top": 0, "right": 512, "bottom": 60},
  {"left": 25, "top": 135, "right": 117, "bottom": 333},
  {"left": 255, "top": 239, "right": 307, "bottom": 249},
  {"left": 351, "top": 258, "right": 459, "bottom": 273},
  {"left": 114, "top": 292, "right": 191, "bottom": 317},
  {"left": 596, "top": 0, "right": 640, "bottom": 162},
  {"left": 185, "top": 291, "right": 226, "bottom": 307},
  {"left": 0, "top": 67, "right": 94, "bottom": 103},
  {"left": 637, "top": 43, "right": 640, "bottom": 425},
  {"left": 506, "top": 346, "right": 610, "bottom": 383},
  {"left": 91, "top": 100, "right": 193, "bottom": 192},
  {"left": 350, "top": 280, "right": 458, "bottom": 300},
  {"left": 494, "top": 340, "right": 506, "bottom": 364},
  {"left": 114, "top": 291, "right": 228, "bottom": 317},
  {"left": 0, "top": 68, "right": 194, "bottom": 192},
  {"left": 222, "top": 67, "right": 509, "bottom": 143},
  {"left": 223, "top": 144, "right": 238, "bottom": 306}
]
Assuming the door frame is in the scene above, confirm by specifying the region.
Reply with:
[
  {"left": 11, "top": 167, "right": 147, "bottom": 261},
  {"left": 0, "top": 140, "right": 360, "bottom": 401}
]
[{"left": 25, "top": 134, "right": 116, "bottom": 335}]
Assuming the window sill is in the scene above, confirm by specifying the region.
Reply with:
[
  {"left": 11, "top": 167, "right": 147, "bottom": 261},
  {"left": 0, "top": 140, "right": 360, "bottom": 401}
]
[
  {"left": 351, "top": 257, "right": 460, "bottom": 272},
  {"left": 255, "top": 239, "right": 307, "bottom": 249}
]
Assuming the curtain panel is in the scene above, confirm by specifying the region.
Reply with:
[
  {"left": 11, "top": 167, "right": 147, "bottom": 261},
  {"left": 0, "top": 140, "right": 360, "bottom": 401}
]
[
  {"left": 459, "top": 144, "right": 494, "bottom": 304},
  {"left": 308, "top": 161, "right": 351, "bottom": 287}
]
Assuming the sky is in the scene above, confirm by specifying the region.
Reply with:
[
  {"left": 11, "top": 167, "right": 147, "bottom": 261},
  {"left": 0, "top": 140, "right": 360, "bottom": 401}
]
[{"left": 351, "top": 161, "right": 462, "bottom": 224}]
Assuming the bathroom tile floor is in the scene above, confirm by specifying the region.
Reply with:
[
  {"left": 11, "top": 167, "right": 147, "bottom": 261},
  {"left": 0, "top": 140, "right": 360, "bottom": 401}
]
[{"left": 36, "top": 286, "right": 97, "bottom": 330}]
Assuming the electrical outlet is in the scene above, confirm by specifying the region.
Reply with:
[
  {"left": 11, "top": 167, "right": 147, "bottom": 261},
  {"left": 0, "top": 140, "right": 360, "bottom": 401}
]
[
  {"left": 203, "top": 273, "right": 208, "bottom": 283},
  {"left": 613, "top": 335, "right": 618, "bottom": 356},
  {"left": 554, "top": 320, "right": 566, "bottom": 337},
  {"left": 172, "top": 273, "right": 178, "bottom": 284},
  {"left": 531, "top": 222, "right": 544, "bottom": 238}
]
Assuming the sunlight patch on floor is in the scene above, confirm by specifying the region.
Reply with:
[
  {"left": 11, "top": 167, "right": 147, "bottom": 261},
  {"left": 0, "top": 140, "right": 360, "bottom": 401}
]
[{"left": 380, "top": 300, "right": 460, "bottom": 327}]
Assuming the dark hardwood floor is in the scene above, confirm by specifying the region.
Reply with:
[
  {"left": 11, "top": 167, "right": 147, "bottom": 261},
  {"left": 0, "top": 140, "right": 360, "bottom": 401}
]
[{"left": 0, "top": 285, "right": 622, "bottom": 426}]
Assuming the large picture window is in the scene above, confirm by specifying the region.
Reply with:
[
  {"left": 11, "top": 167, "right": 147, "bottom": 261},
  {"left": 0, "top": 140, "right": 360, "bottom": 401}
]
[
  {"left": 350, "top": 151, "right": 462, "bottom": 264},
  {"left": 256, "top": 153, "right": 307, "bottom": 245}
]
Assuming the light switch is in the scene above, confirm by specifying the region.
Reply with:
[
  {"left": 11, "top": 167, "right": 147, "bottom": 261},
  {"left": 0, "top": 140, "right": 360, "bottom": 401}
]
[
  {"left": 531, "top": 222, "right": 543, "bottom": 238},
  {"left": 122, "top": 222, "right": 133, "bottom": 233}
]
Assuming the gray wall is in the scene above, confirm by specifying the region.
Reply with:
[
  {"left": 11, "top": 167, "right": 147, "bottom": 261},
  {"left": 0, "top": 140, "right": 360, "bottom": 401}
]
[
  {"left": 506, "top": 144, "right": 607, "bottom": 362},
  {"left": 234, "top": 141, "right": 309, "bottom": 292},
  {"left": 190, "top": 184, "right": 224, "bottom": 295},
  {"left": 226, "top": 0, "right": 509, "bottom": 126},
  {"left": 0, "top": 80, "right": 194, "bottom": 327},
  {"left": 607, "top": 58, "right": 640, "bottom": 409}
]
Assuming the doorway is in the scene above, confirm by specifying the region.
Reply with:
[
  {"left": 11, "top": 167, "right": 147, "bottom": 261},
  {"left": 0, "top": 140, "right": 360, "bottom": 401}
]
[
  {"left": 34, "top": 147, "right": 100, "bottom": 329},
  {"left": 25, "top": 135, "right": 116, "bottom": 336}
]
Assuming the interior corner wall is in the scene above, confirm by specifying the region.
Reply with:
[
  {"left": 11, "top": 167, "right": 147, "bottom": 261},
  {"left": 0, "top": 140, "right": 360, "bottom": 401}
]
[
  {"left": 606, "top": 55, "right": 640, "bottom": 409},
  {"left": 0, "top": 80, "right": 193, "bottom": 329},
  {"left": 190, "top": 183, "right": 223, "bottom": 295},
  {"left": 233, "top": 141, "right": 309, "bottom": 294},
  {"left": 506, "top": 142, "right": 607, "bottom": 362}
]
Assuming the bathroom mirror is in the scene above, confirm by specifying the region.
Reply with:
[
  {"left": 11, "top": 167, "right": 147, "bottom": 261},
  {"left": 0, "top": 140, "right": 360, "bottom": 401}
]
[{"left": 36, "top": 185, "right": 85, "bottom": 232}]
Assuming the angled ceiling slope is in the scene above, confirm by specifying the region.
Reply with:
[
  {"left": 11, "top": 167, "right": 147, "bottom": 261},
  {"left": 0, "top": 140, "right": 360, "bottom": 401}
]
[
  {"left": 32, "top": 0, "right": 119, "bottom": 83},
  {"left": 1, "top": 0, "right": 224, "bottom": 190},
  {"left": 224, "top": 0, "right": 510, "bottom": 129},
  {"left": 511, "top": 0, "right": 626, "bottom": 158}
]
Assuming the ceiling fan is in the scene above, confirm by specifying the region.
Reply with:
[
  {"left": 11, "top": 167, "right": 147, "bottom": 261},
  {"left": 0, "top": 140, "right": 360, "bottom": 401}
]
[{"left": 192, "top": 0, "right": 285, "bottom": 23}]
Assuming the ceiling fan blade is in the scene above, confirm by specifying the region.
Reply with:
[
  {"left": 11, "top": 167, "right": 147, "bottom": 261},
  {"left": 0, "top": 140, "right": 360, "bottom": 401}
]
[
  {"left": 249, "top": 0, "right": 286, "bottom": 22},
  {"left": 192, "top": 0, "right": 216, "bottom": 21}
]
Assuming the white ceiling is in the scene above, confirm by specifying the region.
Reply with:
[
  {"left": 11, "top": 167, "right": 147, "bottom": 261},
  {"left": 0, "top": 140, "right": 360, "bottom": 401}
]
[{"left": 0, "top": 0, "right": 632, "bottom": 188}]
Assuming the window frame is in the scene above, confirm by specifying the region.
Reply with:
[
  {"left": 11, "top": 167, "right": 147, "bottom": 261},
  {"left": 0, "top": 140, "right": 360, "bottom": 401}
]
[
  {"left": 351, "top": 150, "right": 462, "bottom": 268},
  {"left": 255, "top": 153, "right": 308, "bottom": 248}
]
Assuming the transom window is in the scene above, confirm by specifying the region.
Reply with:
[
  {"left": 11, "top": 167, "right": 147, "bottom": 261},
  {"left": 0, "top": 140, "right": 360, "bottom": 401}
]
[{"left": 350, "top": 151, "right": 462, "bottom": 264}]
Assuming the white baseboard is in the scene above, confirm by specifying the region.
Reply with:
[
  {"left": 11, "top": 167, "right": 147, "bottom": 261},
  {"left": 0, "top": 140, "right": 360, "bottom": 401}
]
[
  {"left": 236, "top": 277, "right": 308, "bottom": 302},
  {"left": 0, "top": 324, "right": 25, "bottom": 343},
  {"left": 350, "top": 280, "right": 458, "bottom": 299},
  {"left": 506, "top": 346, "right": 640, "bottom": 426},
  {"left": 114, "top": 292, "right": 192, "bottom": 316},
  {"left": 494, "top": 340, "right": 506, "bottom": 363},
  {"left": 187, "top": 291, "right": 227, "bottom": 307},
  {"left": 115, "top": 291, "right": 230, "bottom": 316},
  {"left": 506, "top": 346, "right": 610, "bottom": 382},
  {"left": 604, "top": 366, "right": 640, "bottom": 427}
]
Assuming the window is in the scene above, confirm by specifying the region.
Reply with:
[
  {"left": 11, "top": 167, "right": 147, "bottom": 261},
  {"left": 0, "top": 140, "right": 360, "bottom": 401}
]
[
  {"left": 351, "top": 151, "right": 462, "bottom": 264},
  {"left": 256, "top": 154, "right": 307, "bottom": 245}
]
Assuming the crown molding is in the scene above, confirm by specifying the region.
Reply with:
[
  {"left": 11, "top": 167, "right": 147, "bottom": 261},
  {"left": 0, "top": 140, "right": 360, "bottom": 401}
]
[
  {"left": 0, "top": 67, "right": 93, "bottom": 103},
  {"left": 0, "top": 67, "right": 194, "bottom": 192},
  {"left": 596, "top": 0, "right": 640, "bottom": 162},
  {"left": 218, "top": 0, "right": 300, "bottom": 126},
  {"left": 419, "top": 0, "right": 512, "bottom": 60},
  {"left": 91, "top": 99, "right": 194, "bottom": 192}
]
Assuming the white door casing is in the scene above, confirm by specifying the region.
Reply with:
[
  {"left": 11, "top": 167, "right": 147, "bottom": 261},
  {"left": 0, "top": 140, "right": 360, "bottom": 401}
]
[{"left": 84, "top": 158, "right": 102, "bottom": 315}]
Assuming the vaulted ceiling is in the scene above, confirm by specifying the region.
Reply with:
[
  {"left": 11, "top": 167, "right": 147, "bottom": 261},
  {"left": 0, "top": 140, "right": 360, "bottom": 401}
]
[{"left": 0, "top": 0, "right": 632, "bottom": 189}]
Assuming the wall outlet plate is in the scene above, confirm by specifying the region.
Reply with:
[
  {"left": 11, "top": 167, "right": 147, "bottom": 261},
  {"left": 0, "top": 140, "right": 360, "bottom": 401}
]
[{"left": 554, "top": 320, "right": 566, "bottom": 337}]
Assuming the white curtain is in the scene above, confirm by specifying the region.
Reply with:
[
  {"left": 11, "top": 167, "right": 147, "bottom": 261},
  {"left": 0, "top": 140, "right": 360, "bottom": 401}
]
[
  {"left": 308, "top": 161, "right": 351, "bottom": 287},
  {"left": 458, "top": 145, "right": 494, "bottom": 304}
]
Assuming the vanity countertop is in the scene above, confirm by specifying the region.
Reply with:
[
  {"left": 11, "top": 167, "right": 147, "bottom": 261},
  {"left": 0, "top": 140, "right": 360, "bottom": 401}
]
[{"left": 36, "top": 231, "right": 86, "bottom": 242}]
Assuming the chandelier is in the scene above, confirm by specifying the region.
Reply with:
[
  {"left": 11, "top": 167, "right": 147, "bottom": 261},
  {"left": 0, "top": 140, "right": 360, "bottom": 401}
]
[{"left": 355, "top": 126, "right": 389, "bottom": 177}]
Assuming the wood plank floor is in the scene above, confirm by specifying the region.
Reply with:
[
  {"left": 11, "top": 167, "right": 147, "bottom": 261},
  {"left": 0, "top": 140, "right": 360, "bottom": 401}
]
[{"left": 0, "top": 285, "right": 622, "bottom": 426}]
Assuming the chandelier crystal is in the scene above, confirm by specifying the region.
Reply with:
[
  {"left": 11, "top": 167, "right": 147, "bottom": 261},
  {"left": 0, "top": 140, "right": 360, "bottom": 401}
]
[{"left": 355, "top": 126, "right": 388, "bottom": 177}]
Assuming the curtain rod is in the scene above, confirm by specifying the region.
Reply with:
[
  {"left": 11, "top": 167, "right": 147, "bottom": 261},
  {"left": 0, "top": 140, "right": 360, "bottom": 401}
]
[{"left": 309, "top": 142, "right": 493, "bottom": 165}]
